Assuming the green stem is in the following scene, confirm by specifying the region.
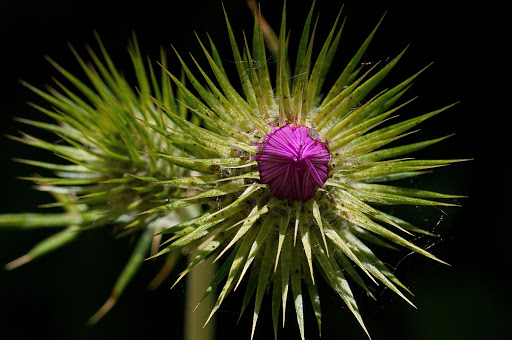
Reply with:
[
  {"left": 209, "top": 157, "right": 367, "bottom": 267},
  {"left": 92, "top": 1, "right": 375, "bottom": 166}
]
[{"left": 184, "top": 250, "right": 216, "bottom": 340}]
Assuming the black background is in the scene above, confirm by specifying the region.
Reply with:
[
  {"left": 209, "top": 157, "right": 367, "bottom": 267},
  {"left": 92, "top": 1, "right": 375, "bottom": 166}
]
[{"left": 0, "top": 1, "right": 508, "bottom": 339}]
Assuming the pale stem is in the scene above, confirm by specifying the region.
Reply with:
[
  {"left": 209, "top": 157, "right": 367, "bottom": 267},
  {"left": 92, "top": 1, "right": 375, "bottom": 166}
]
[{"left": 184, "top": 250, "right": 216, "bottom": 340}]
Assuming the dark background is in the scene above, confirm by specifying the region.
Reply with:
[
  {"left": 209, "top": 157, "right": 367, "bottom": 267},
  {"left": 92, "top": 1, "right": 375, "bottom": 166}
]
[{"left": 0, "top": 1, "right": 508, "bottom": 339}]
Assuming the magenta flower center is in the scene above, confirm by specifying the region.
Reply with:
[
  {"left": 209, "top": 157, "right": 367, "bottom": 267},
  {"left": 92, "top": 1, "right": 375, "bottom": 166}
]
[{"left": 255, "top": 125, "right": 330, "bottom": 203}]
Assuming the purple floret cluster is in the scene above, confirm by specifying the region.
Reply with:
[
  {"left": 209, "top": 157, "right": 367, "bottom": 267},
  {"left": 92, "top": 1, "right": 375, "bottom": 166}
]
[{"left": 255, "top": 125, "right": 330, "bottom": 203}]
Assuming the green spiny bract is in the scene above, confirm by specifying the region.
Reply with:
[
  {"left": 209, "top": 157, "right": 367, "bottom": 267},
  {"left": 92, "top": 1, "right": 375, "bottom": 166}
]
[{"left": 1, "top": 2, "right": 466, "bottom": 339}]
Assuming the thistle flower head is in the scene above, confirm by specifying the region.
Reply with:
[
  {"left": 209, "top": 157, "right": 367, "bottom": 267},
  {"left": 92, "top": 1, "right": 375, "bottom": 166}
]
[
  {"left": 255, "top": 125, "right": 330, "bottom": 202},
  {"left": 134, "top": 3, "right": 465, "bottom": 339},
  {"left": 1, "top": 1, "right": 467, "bottom": 339},
  {"left": 1, "top": 35, "right": 192, "bottom": 322}
]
